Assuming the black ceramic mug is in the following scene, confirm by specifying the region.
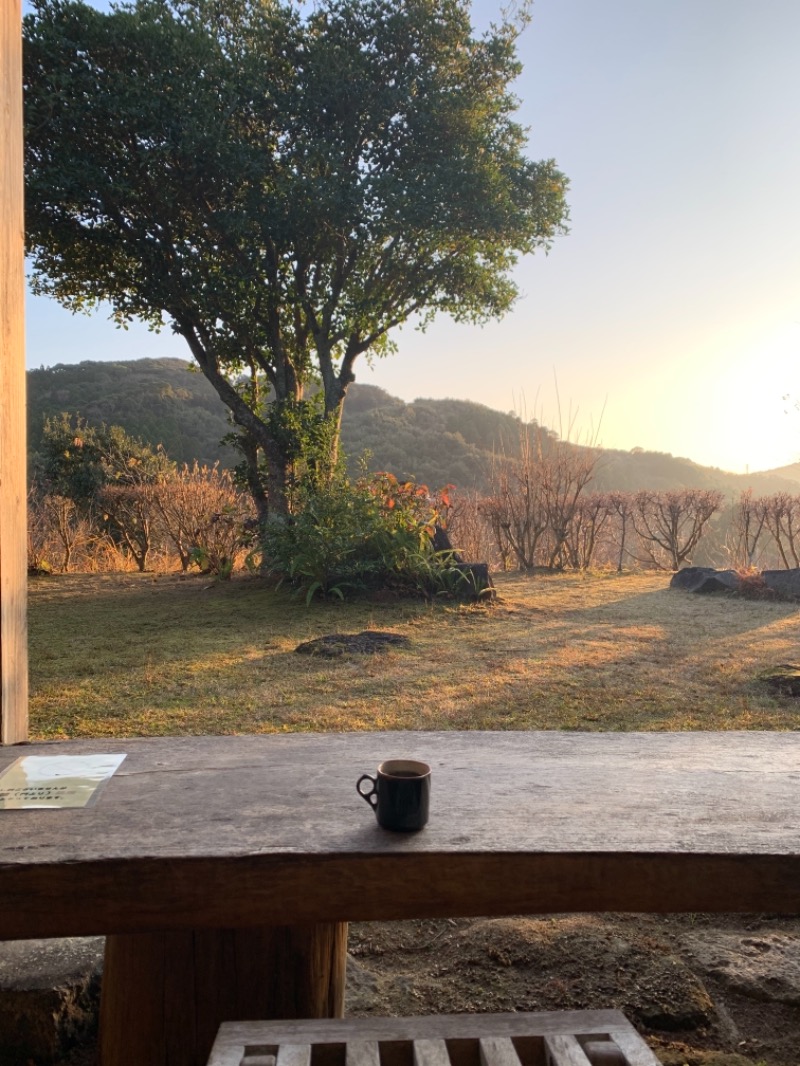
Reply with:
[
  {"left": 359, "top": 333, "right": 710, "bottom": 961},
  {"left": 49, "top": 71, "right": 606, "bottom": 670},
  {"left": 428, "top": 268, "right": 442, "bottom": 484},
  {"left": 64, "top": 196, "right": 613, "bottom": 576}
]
[{"left": 356, "top": 759, "right": 431, "bottom": 831}]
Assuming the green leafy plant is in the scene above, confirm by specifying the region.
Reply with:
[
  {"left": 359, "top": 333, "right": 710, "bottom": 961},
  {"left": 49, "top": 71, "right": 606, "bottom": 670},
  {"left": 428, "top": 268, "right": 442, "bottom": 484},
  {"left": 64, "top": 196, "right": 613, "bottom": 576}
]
[{"left": 264, "top": 471, "right": 474, "bottom": 602}]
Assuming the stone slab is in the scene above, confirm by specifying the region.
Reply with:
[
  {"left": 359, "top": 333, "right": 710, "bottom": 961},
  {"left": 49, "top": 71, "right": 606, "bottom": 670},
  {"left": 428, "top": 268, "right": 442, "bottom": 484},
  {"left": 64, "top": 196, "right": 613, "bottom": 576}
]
[
  {"left": 681, "top": 930, "right": 800, "bottom": 1006},
  {"left": 0, "top": 937, "right": 103, "bottom": 1065}
]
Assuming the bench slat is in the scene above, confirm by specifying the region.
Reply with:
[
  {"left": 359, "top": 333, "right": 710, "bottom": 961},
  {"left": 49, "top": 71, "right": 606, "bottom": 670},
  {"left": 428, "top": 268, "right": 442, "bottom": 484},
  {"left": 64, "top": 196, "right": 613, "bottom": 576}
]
[
  {"left": 276, "top": 1044, "right": 312, "bottom": 1066},
  {"left": 346, "top": 1041, "right": 382, "bottom": 1066},
  {"left": 545, "top": 1034, "right": 592, "bottom": 1066},
  {"left": 208, "top": 1012, "right": 661, "bottom": 1066},
  {"left": 414, "top": 1038, "right": 452, "bottom": 1066},
  {"left": 479, "top": 1035, "right": 523, "bottom": 1066},
  {"left": 583, "top": 1041, "right": 626, "bottom": 1066},
  {"left": 601, "top": 1030, "right": 662, "bottom": 1066}
]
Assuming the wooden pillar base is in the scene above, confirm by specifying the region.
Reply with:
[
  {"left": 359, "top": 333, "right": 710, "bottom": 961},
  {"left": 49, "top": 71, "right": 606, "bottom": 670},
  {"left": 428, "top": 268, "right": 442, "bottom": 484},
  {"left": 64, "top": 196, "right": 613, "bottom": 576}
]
[{"left": 100, "top": 922, "right": 348, "bottom": 1066}]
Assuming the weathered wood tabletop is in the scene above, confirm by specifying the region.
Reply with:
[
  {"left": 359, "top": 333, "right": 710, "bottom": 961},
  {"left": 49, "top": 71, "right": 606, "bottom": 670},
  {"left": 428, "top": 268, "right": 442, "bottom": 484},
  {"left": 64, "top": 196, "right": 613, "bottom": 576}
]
[{"left": 1, "top": 730, "right": 799, "bottom": 940}]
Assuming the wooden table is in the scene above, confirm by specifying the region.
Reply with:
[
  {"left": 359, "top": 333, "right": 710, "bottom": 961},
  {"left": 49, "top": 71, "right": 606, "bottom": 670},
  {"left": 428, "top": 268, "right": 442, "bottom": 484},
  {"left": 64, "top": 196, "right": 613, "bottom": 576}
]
[{"left": 1, "top": 731, "right": 799, "bottom": 1065}]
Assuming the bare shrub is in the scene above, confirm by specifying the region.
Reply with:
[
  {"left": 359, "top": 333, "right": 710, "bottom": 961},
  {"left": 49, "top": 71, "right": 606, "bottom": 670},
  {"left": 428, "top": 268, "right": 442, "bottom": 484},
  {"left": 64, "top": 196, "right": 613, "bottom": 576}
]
[
  {"left": 43, "top": 494, "right": 95, "bottom": 571},
  {"left": 441, "top": 489, "right": 502, "bottom": 569},
  {"left": 27, "top": 484, "right": 96, "bottom": 572},
  {"left": 729, "top": 490, "right": 769, "bottom": 570},
  {"left": 631, "top": 489, "right": 725, "bottom": 571},
  {"left": 26, "top": 464, "right": 256, "bottom": 575},
  {"left": 27, "top": 485, "right": 53, "bottom": 573},
  {"left": 483, "top": 410, "right": 601, "bottom": 572},
  {"left": 563, "top": 492, "right": 613, "bottom": 570},
  {"left": 97, "top": 482, "right": 162, "bottom": 572},
  {"left": 154, "top": 463, "right": 255, "bottom": 576},
  {"left": 605, "top": 491, "right": 637, "bottom": 571},
  {"left": 482, "top": 433, "right": 550, "bottom": 571},
  {"left": 760, "top": 492, "right": 800, "bottom": 569}
]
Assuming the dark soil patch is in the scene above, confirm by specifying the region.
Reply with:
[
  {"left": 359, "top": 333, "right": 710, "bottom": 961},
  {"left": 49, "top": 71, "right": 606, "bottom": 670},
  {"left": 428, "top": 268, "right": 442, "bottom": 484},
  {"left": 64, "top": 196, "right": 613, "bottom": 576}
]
[
  {"left": 295, "top": 631, "right": 412, "bottom": 657},
  {"left": 758, "top": 664, "right": 800, "bottom": 697}
]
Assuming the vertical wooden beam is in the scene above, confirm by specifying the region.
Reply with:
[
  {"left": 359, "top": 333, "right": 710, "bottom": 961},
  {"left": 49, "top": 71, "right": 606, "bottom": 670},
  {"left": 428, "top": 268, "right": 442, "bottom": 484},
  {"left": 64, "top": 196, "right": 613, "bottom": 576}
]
[
  {"left": 0, "top": 0, "right": 29, "bottom": 744},
  {"left": 101, "top": 923, "right": 348, "bottom": 1066}
]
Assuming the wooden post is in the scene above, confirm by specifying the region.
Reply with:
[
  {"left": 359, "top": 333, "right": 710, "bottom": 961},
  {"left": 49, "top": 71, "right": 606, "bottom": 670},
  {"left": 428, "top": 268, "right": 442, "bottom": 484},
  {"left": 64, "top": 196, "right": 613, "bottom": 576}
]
[
  {"left": 0, "top": 0, "right": 28, "bottom": 744},
  {"left": 100, "top": 923, "right": 348, "bottom": 1066}
]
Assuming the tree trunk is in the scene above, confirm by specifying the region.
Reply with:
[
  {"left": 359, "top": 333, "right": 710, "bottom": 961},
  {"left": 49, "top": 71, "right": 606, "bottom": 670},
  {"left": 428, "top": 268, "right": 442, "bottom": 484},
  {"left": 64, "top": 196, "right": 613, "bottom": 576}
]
[
  {"left": 320, "top": 344, "right": 355, "bottom": 472},
  {"left": 237, "top": 434, "right": 270, "bottom": 527},
  {"left": 616, "top": 515, "right": 627, "bottom": 572}
]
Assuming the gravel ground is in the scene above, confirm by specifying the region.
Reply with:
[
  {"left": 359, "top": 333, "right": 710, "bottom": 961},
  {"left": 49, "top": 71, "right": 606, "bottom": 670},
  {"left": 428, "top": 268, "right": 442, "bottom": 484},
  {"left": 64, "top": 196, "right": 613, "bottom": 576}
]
[{"left": 53, "top": 914, "right": 800, "bottom": 1066}]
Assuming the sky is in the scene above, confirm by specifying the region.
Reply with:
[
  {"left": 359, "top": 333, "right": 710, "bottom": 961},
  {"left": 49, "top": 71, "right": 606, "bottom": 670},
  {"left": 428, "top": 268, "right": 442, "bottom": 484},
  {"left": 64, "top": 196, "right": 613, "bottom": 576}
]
[{"left": 24, "top": 0, "right": 800, "bottom": 475}]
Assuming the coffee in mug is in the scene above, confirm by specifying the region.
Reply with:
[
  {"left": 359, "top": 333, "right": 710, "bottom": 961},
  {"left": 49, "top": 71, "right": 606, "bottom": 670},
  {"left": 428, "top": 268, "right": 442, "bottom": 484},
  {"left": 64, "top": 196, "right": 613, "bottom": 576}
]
[{"left": 356, "top": 759, "right": 431, "bottom": 831}]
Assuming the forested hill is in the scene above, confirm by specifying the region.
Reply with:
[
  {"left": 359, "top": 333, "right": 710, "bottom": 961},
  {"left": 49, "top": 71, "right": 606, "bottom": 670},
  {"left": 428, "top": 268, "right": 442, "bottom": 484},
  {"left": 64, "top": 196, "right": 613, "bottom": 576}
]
[
  {"left": 27, "top": 357, "right": 800, "bottom": 496},
  {"left": 28, "top": 358, "right": 234, "bottom": 468}
]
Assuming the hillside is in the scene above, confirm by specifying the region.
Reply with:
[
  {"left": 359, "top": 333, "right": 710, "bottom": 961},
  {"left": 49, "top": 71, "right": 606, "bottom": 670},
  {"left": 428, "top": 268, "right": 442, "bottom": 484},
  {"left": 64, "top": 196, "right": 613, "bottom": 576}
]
[
  {"left": 27, "top": 357, "right": 800, "bottom": 497},
  {"left": 339, "top": 386, "right": 527, "bottom": 489},
  {"left": 27, "top": 358, "right": 235, "bottom": 468},
  {"left": 592, "top": 448, "right": 800, "bottom": 496},
  {"left": 760, "top": 460, "right": 800, "bottom": 486}
]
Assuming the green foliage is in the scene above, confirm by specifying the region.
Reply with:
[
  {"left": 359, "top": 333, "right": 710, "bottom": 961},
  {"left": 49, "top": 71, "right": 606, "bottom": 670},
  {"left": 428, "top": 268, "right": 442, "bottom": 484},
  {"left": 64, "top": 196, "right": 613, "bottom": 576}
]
[
  {"left": 27, "top": 358, "right": 234, "bottom": 468},
  {"left": 189, "top": 544, "right": 236, "bottom": 582},
  {"left": 34, "top": 413, "right": 174, "bottom": 571},
  {"left": 341, "top": 393, "right": 537, "bottom": 490},
  {"left": 24, "top": 0, "right": 569, "bottom": 517},
  {"left": 264, "top": 471, "right": 469, "bottom": 602},
  {"left": 265, "top": 394, "right": 342, "bottom": 508},
  {"left": 185, "top": 500, "right": 254, "bottom": 580},
  {"left": 35, "top": 413, "right": 173, "bottom": 506}
]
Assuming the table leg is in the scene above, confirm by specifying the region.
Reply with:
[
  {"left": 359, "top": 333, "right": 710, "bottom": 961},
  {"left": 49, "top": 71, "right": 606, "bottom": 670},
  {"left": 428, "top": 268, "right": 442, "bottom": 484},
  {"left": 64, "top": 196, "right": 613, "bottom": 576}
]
[{"left": 99, "top": 922, "right": 347, "bottom": 1066}]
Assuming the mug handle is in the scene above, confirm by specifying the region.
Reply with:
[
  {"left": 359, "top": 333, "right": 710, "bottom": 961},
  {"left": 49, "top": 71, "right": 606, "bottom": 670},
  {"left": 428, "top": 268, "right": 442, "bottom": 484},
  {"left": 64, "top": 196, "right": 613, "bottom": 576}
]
[{"left": 356, "top": 774, "right": 378, "bottom": 808}]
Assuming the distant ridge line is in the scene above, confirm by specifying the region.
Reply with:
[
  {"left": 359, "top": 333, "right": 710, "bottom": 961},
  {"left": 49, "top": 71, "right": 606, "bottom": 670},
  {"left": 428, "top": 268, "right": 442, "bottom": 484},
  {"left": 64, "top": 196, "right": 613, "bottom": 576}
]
[{"left": 26, "top": 357, "right": 800, "bottom": 496}]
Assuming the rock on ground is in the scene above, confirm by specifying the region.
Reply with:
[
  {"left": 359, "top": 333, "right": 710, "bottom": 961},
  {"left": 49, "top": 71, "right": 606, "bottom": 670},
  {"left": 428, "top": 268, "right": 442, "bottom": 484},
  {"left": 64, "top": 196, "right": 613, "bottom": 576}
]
[
  {"left": 0, "top": 937, "right": 103, "bottom": 1065},
  {"left": 670, "top": 568, "right": 742, "bottom": 594},
  {"left": 762, "top": 569, "right": 800, "bottom": 599},
  {"left": 682, "top": 930, "right": 800, "bottom": 1006}
]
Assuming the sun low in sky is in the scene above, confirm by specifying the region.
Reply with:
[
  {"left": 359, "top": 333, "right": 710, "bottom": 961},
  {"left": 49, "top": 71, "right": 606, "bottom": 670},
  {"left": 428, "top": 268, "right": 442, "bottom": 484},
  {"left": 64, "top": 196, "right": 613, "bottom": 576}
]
[{"left": 24, "top": 0, "right": 800, "bottom": 475}]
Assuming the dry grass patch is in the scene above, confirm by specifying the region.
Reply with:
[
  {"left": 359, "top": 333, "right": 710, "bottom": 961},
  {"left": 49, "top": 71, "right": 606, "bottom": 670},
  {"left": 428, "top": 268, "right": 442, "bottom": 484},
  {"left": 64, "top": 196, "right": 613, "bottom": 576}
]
[{"left": 28, "top": 569, "right": 800, "bottom": 738}]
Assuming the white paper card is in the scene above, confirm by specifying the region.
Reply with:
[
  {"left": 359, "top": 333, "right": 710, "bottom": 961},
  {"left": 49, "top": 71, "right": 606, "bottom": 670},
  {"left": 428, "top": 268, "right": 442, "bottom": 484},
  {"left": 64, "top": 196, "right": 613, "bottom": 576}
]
[{"left": 0, "top": 754, "right": 127, "bottom": 809}]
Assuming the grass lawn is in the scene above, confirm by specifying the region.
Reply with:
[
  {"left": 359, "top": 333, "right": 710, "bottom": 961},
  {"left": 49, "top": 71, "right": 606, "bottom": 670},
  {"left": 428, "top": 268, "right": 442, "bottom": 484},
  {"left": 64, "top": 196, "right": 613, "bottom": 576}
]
[{"left": 28, "top": 569, "right": 800, "bottom": 739}]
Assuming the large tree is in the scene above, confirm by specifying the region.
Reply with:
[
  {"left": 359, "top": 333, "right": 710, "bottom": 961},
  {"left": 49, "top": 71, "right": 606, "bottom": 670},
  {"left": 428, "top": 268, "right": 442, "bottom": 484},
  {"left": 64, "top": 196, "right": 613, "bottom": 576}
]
[{"left": 24, "top": 0, "right": 569, "bottom": 522}]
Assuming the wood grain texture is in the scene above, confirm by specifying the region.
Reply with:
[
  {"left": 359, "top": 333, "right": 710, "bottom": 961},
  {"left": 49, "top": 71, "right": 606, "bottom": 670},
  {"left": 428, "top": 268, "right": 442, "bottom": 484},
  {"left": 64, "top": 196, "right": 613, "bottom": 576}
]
[
  {"left": 346, "top": 1041, "right": 381, "bottom": 1066},
  {"left": 0, "top": 0, "right": 28, "bottom": 745},
  {"left": 100, "top": 923, "right": 346, "bottom": 1066},
  {"left": 1, "top": 732, "right": 800, "bottom": 938},
  {"left": 598, "top": 1030, "right": 661, "bottom": 1066},
  {"left": 479, "top": 1036, "right": 523, "bottom": 1066},
  {"left": 544, "top": 1035, "right": 591, "bottom": 1066},
  {"left": 277, "top": 1045, "right": 312, "bottom": 1066},
  {"left": 414, "top": 1040, "right": 451, "bottom": 1066},
  {"left": 208, "top": 1012, "right": 661, "bottom": 1066}
]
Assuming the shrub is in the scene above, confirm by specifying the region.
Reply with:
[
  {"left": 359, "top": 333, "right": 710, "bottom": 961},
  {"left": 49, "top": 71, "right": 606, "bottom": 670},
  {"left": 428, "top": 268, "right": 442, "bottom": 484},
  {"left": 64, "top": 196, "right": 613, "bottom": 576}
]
[
  {"left": 154, "top": 463, "right": 256, "bottom": 577},
  {"left": 264, "top": 471, "right": 474, "bottom": 602}
]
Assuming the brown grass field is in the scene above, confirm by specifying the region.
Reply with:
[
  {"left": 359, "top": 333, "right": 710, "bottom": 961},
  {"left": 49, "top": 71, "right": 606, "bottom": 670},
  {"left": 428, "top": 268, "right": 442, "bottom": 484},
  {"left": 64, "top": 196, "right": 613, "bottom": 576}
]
[{"left": 28, "top": 569, "right": 800, "bottom": 739}]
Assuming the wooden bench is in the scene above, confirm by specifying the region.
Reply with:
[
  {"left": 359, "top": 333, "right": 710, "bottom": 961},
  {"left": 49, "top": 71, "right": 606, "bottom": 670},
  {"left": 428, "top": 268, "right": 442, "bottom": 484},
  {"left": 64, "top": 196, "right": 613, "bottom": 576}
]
[{"left": 207, "top": 1012, "right": 661, "bottom": 1066}]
